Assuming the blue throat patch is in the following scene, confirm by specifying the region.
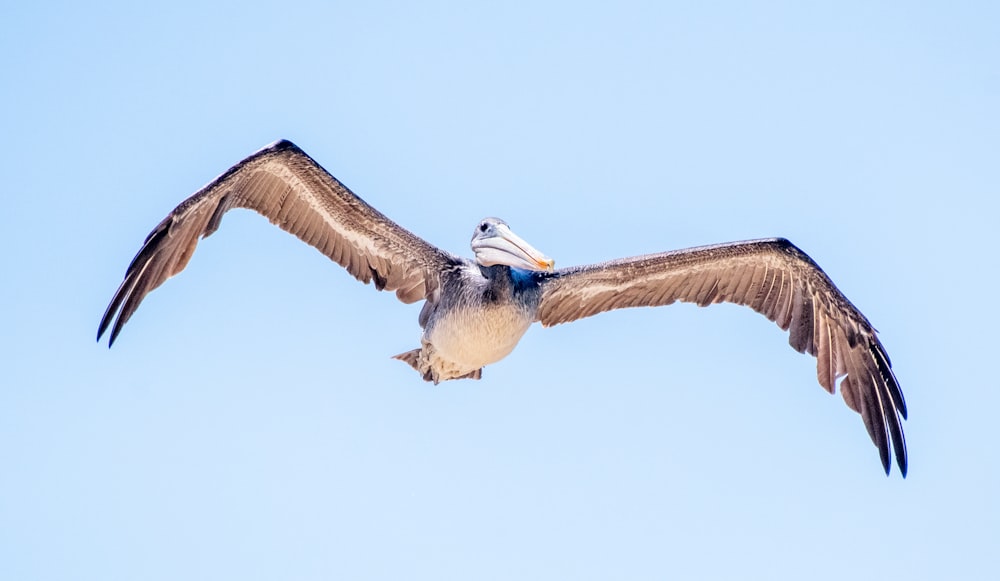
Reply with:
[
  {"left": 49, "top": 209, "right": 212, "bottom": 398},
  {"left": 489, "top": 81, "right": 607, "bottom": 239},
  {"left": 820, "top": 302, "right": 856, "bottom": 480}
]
[{"left": 509, "top": 267, "right": 541, "bottom": 292}]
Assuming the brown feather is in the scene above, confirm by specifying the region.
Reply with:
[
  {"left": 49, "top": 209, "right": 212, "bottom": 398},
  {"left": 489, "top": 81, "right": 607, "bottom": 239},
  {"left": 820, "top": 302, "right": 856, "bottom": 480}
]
[
  {"left": 98, "top": 140, "right": 457, "bottom": 346},
  {"left": 537, "top": 238, "right": 907, "bottom": 475}
]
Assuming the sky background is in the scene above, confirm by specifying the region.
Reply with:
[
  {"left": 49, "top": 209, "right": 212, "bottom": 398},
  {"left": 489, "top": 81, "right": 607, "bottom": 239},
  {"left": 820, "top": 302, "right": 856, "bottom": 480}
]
[{"left": 2, "top": 1, "right": 998, "bottom": 579}]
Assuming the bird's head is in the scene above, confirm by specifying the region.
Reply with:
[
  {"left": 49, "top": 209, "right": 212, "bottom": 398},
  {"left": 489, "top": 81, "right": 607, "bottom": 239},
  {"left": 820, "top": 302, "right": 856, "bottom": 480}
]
[{"left": 471, "top": 218, "right": 554, "bottom": 272}]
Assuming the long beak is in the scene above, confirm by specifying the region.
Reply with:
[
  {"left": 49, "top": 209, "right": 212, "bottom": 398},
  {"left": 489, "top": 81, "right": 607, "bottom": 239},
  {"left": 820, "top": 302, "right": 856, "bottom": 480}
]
[{"left": 473, "top": 223, "right": 554, "bottom": 272}]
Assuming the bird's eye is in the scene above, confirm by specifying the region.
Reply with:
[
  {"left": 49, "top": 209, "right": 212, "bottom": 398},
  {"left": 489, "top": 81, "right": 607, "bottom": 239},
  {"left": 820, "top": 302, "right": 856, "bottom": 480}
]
[{"left": 479, "top": 223, "right": 489, "bottom": 233}]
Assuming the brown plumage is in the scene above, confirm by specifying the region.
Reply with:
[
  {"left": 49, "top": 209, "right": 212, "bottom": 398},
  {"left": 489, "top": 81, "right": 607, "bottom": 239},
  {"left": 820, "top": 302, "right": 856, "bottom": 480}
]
[
  {"left": 537, "top": 239, "right": 906, "bottom": 475},
  {"left": 98, "top": 140, "right": 458, "bottom": 346},
  {"left": 99, "top": 140, "right": 907, "bottom": 476}
]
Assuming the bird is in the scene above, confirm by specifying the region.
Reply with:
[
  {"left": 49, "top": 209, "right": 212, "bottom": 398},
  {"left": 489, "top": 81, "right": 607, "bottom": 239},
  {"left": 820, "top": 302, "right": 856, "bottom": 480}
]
[{"left": 98, "top": 139, "right": 907, "bottom": 476}]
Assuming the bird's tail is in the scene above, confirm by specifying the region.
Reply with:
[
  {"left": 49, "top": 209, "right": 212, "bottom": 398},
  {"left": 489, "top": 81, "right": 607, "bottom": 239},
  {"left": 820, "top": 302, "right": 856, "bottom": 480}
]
[{"left": 391, "top": 349, "right": 483, "bottom": 383}]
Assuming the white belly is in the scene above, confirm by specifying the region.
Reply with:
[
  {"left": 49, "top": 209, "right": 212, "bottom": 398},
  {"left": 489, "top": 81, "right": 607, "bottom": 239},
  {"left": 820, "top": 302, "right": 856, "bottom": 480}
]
[{"left": 425, "top": 304, "right": 533, "bottom": 375}]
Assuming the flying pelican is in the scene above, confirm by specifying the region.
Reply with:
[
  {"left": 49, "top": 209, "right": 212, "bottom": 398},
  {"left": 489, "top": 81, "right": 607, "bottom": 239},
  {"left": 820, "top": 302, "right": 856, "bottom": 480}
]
[{"left": 98, "top": 140, "right": 907, "bottom": 476}]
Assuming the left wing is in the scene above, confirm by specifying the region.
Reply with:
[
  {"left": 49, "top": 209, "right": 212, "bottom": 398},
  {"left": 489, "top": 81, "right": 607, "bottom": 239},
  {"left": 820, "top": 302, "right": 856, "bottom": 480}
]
[{"left": 537, "top": 238, "right": 907, "bottom": 475}]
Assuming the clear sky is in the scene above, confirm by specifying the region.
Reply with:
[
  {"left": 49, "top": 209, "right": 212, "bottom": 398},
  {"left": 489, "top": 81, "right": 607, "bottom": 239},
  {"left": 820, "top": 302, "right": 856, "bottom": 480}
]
[{"left": 2, "top": 1, "right": 998, "bottom": 579}]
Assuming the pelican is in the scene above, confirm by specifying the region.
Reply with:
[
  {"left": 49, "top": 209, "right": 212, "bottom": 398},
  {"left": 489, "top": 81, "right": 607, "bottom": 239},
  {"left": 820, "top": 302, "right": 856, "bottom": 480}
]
[{"left": 98, "top": 140, "right": 907, "bottom": 476}]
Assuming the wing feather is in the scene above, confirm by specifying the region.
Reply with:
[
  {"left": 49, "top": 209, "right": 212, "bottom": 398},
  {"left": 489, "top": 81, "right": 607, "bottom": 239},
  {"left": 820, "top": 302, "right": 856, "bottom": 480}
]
[
  {"left": 98, "top": 140, "right": 456, "bottom": 345},
  {"left": 537, "top": 238, "right": 907, "bottom": 475}
]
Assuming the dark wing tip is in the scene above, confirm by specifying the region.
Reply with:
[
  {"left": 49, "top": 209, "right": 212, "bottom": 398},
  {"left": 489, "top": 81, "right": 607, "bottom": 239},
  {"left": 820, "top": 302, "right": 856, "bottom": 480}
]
[
  {"left": 96, "top": 317, "right": 114, "bottom": 346},
  {"left": 872, "top": 342, "right": 908, "bottom": 477},
  {"left": 96, "top": 289, "right": 128, "bottom": 348},
  {"left": 891, "top": 410, "right": 908, "bottom": 477},
  {"left": 97, "top": 223, "right": 169, "bottom": 348},
  {"left": 261, "top": 139, "right": 301, "bottom": 155},
  {"left": 96, "top": 310, "right": 112, "bottom": 344},
  {"left": 877, "top": 432, "right": 891, "bottom": 476},
  {"left": 97, "top": 279, "right": 129, "bottom": 347}
]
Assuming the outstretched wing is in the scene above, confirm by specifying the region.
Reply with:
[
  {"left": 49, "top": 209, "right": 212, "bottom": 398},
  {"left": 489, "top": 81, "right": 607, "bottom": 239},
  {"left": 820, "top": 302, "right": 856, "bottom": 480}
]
[
  {"left": 537, "top": 238, "right": 907, "bottom": 475},
  {"left": 99, "top": 140, "right": 457, "bottom": 345}
]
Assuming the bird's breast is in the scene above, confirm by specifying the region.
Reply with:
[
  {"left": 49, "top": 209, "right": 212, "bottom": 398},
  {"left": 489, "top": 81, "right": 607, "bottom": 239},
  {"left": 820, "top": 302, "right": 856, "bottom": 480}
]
[{"left": 425, "top": 303, "right": 534, "bottom": 371}]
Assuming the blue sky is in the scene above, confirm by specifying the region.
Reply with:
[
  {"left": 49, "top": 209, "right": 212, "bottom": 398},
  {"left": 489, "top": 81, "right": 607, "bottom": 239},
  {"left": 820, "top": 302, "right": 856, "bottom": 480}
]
[{"left": 2, "top": 1, "right": 998, "bottom": 579}]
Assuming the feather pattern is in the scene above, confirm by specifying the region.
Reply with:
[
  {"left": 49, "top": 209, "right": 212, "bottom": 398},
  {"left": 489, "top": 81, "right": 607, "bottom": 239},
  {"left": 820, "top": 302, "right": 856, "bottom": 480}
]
[
  {"left": 98, "top": 140, "right": 458, "bottom": 345},
  {"left": 98, "top": 141, "right": 908, "bottom": 476},
  {"left": 536, "top": 238, "right": 907, "bottom": 475}
]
